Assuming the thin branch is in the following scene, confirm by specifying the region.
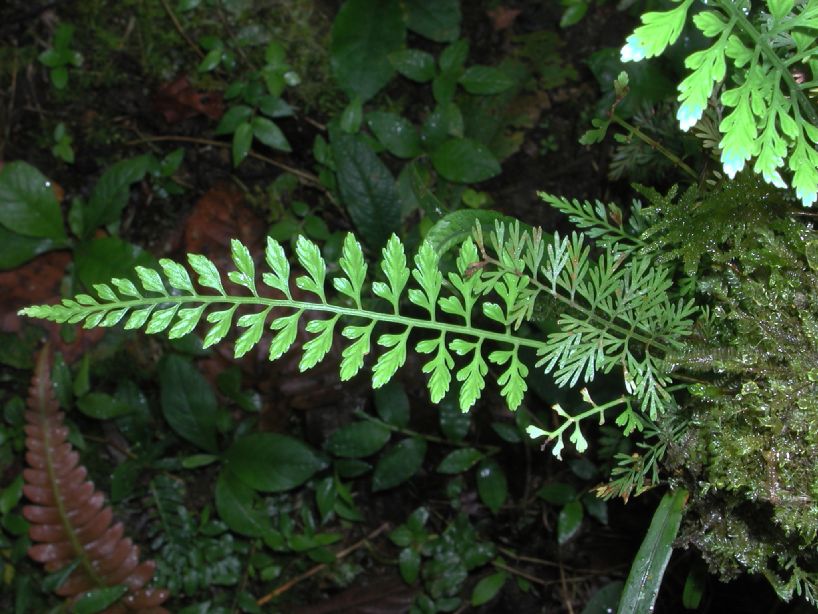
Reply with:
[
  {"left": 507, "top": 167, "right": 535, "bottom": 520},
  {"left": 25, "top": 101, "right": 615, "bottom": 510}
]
[
  {"left": 257, "top": 523, "right": 390, "bottom": 606},
  {"left": 158, "top": 0, "right": 204, "bottom": 59}
]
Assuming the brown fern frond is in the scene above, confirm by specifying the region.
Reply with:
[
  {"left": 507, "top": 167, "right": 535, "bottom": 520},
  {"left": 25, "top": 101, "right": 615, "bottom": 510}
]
[{"left": 22, "top": 345, "right": 170, "bottom": 613}]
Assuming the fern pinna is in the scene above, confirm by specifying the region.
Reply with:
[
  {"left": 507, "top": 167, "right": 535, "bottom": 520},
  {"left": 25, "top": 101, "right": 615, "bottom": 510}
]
[
  {"left": 20, "top": 211, "right": 696, "bottom": 457},
  {"left": 22, "top": 346, "right": 169, "bottom": 613}
]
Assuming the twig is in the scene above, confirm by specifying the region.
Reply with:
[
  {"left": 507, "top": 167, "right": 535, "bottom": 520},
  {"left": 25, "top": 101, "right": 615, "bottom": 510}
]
[
  {"left": 256, "top": 522, "right": 390, "bottom": 606},
  {"left": 123, "top": 133, "right": 323, "bottom": 189},
  {"left": 158, "top": 0, "right": 204, "bottom": 59},
  {"left": 492, "top": 560, "right": 548, "bottom": 587},
  {"left": 558, "top": 554, "right": 576, "bottom": 614}
]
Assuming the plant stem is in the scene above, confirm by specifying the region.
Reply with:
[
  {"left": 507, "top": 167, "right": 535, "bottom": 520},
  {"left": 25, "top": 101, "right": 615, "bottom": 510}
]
[{"left": 609, "top": 113, "right": 699, "bottom": 181}]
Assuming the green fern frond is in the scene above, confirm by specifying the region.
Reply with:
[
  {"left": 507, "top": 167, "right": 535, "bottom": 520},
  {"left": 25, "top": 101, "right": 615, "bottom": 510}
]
[
  {"left": 20, "top": 224, "right": 696, "bottom": 457},
  {"left": 622, "top": 0, "right": 818, "bottom": 206}
]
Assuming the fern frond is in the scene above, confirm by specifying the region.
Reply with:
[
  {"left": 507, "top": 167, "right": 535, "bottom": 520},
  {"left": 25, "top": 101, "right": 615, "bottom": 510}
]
[
  {"left": 20, "top": 225, "right": 696, "bottom": 456},
  {"left": 22, "top": 347, "right": 170, "bottom": 611},
  {"left": 622, "top": 0, "right": 818, "bottom": 206}
]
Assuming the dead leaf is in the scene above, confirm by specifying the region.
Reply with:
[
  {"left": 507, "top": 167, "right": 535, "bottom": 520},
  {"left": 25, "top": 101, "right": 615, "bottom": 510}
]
[
  {"left": 487, "top": 6, "right": 521, "bottom": 31},
  {"left": 153, "top": 75, "right": 224, "bottom": 124}
]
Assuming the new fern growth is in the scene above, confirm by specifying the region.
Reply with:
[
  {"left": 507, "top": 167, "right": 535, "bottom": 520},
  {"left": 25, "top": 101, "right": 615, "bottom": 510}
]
[
  {"left": 20, "top": 211, "right": 696, "bottom": 458},
  {"left": 622, "top": 0, "right": 818, "bottom": 205}
]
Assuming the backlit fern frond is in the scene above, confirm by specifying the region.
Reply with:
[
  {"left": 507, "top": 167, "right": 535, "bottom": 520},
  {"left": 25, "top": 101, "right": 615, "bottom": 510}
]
[{"left": 20, "top": 224, "right": 696, "bottom": 457}]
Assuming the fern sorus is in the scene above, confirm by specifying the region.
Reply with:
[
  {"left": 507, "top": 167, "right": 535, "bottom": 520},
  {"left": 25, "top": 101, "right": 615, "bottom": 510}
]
[
  {"left": 621, "top": 0, "right": 818, "bottom": 206},
  {"left": 19, "top": 213, "right": 696, "bottom": 457}
]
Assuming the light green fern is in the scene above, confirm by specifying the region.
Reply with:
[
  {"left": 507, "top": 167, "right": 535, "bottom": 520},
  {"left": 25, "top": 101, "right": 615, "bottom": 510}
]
[
  {"left": 621, "top": 0, "right": 818, "bottom": 205},
  {"left": 19, "top": 214, "right": 696, "bottom": 457}
]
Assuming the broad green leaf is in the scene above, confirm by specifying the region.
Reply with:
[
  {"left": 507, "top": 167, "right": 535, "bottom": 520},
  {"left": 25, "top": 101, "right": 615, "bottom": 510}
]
[
  {"left": 619, "top": 489, "right": 688, "bottom": 614},
  {"left": 537, "top": 482, "right": 577, "bottom": 505},
  {"left": 399, "top": 547, "right": 421, "bottom": 584},
  {"left": 159, "top": 354, "right": 219, "bottom": 452},
  {"left": 430, "top": 138, "right": 501, "bottom": 183},
  {"left": 233, "top": 121, "right": 253, "bottom": 166},
  {"left": 85, "top": 155, "right": 149, "bottom": 234},
  {"left": 425, "top": 209, "right": 507, "bottom": 256},
  {"left": 439, "top": 396, "right": 470, "bottom": 441},
  {"left": 405, "top": 0, "right": 461, "bottom": 42},
  {"left": 73, "top": 586, "right": 128, "bottom": 614},
  {"left": 372, "top": 437, "right": 427, "bottom": 491},
  {"left": 0, "top": 475, "right": 23, "bottom": 515},
  {"left": 420, "top": 102, "right": 463, "bottom": 149},
  {"left": 471, "top": 570, "right": 507, "bottom": 606},
  {"left": 225, "top": 433, "right": 327, "bottom": 492},
  {"left": 216, "top": 105, "right": 253, "bottom": 135},
  {"left": 682, "top": 562, "right": 707, "bottom": 609},
  {"left": 340, "top": 96, "right": 363, "bottom": 133},
  {"left": 331, "top": 132, "right": 402, "bottom": 250},
  {"left": 367, "top": 111, "right": 421, "bottom": 159},
  {"left": 581, "top": 581, "right": 624, "bottom": 614},
  {"left": 557, "top": 500, "right": 584, "bottom": 544},
  {"left": 388, "top": 48, "right": 436, "bottom": 82},
  {"left": 439, "top": 39, "right": 469, "bottom": 72},
  {"left": 459, "top": 65, "right": 516, "bottom": 95},
  {"left": 476, "top": 458, "right": 507, "bottom": 513},
  {"left": 215, "top": 469, "right": 272, "bottom": 537},
  {"left": 436, "top": 448, "right": 483, "bottom": 474},
  {"left": 325, "top": 421, "right": 391, "bottom": 458},
  {"left": 76, "top": 392, "right": 133, "bottom": 420},
  {"left": 0, "top": 224, "right": 63, "bottom": 269},
  {"left": 374, "top": 380, "right": 410, "bottom": 428},
  {"left": 252, "top": 116, "right": 291, "bottom": 151},
  {"left": 330, "top": 0, "right": 405, "bottom": 101},
  {"left": 0, "top": 161, "right": 65, "bottom": 239}
]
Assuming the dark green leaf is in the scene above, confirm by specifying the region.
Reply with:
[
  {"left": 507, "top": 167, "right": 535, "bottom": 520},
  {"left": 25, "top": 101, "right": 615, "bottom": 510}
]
[
  {"left": 372, "top": 437, "right": 426, "bottom": 491},
  {"left": 330, "top": 0, "right": 405, "bottom": 101},
  {"left": 437, "top": 448, "right": 483, "bottom": 474},
  {"left": 233, "top": 121, "right": 253, "bottom": 166},
  {"left": 561, "top": 3, "right": 588, "bottom": 27},
  {"left": 581, "top": 581, "right": 624, "bottom": 614},
  {"left": 340, "top": 96, "right": 363, "bottom": 133},
  {"left": 459, "top": 65, "right": 516, "bottom": 95},
  {"left": 471, "top": 570, "right": 507, "bottom": 606},
  {"left": 76, "top": 392, "right": 133, "bottom": 420},
  {"left": 0, "top": 161, "right": 65, "bottom": 238},
  {"left": 74, "top": 237, "right": 156, "bottom": 289},
  {"left": 225, "top": 433, "right": 327, "bottom": 492},
  {"left": 325, "top": 421, "right": 391, "bottom": 458},
  {"left": 42, "top": 560, "right": 81, "bottom": 593},
  {"left": 388, "top": 49, "right": 436, "bottom": 82},
  {"left": 159, "top": 354, "right": 219, "bottom": 452},
  {"left": 73, "top": 586, "right": 128, "bottom": 614},
  {"left": 374, "top": 380, "right": 410, "bottom": 428},
  {"left": 439, "top": 397, "right": 470, "bottom": 441},
  {"left": 439, "top": 39, "right": 469, "bottom": 72},
  {"left": 490, "top": 421, "right": 521, "bottom": 443},
  {"left": 537, "top": 482, "right": 577, "bottom": 505},
  {"left": 335, "top": 458, "right": 372, "bottom": 478},
  {"left": 367, "top": 111, "right": 421, "bottom": 158},
  {"left": 420, "top": 103, "right": 463, "bottom": 150},
  {"left": 682, "top": 561, "right": 707, "bottom": 609},
  {"left": 215, "top": 469, "right": 272, "bottom": 537},
  {"left": 430, "top": 139, "right": 501, "bottom": 183},
  {"left": 619, "top": 489, "right": 688, "bottom": 614},
  {"left": 405, "top": 0, "right": 461, "bottom": 42},
  {"left": 252, "top": 116, "right": 291, "bottom": 151},
  {"left": 0, "top": 224, "right": 63, "bottom": 269},
  {"left": 198, "top": 47, "right": 222, "bottom": 72},
  {"left": 432, "top": 69, "right": 458, "bottom": 104},
  {"left": 216, "top": 105, "right": 253, "bottom": 135},
  {"left": 330, "top": 132, "right": 401, "bottom": 250},
  {"left": 85, "top": 156, "right": 149, "bottom": 234},
  {"left": 0, "top": 474, "right": 23, "bottom": 515},
  {"left": 476, "top": 458, "right": 507, "bottom": 513},
  {"left": 425, "top": 209, "right": 510, "bottom": 256},
  {"left": 399, "top": 547, "right": 421, "bottom": 583},
  {"left": 557, "top": 500, "right": 584, "bottom": 544}
]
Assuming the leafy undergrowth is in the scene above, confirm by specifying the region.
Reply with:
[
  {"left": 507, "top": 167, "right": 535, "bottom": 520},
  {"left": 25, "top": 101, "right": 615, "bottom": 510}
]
[{"left": 1, "top": 0, "right": 814, "bottom": 613}]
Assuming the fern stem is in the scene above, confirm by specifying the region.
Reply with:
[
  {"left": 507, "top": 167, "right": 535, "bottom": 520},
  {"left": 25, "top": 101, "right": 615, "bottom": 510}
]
[
  {"left": 66, "top": 294, "right": 549, "bottom": 352},
  {"left": 609, "top": 113, "right": 698, "bottom": 181},
  {"left": 481, "top": 256, "right": 674, "bottom": 355},
  {"left": 716, "top": 0, "right": 818, "bottom": 127}
]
